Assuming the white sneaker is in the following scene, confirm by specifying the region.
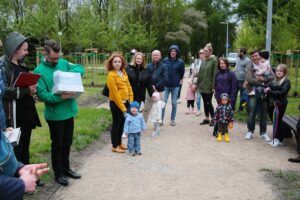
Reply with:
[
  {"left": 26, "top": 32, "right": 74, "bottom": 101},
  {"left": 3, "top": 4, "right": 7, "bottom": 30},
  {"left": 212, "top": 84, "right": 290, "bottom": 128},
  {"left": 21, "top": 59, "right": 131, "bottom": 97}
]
[
  {"left": 151, "top": 132, "right": 156, "bottom": 137},
  {"left": 261, "top": 133, "right": 271, "bottom": 142},
  {"left": 245, "top": 131, "right": 253, "bottom": 140},
  {"left": 268, "top": 138, "right": 283, "bottom": 147},
  {"left": 122, "top": 133, "right": 127, "bottom": 138},
  {"left": 195, "top": 111, "right": 200, "bottom": 116}
]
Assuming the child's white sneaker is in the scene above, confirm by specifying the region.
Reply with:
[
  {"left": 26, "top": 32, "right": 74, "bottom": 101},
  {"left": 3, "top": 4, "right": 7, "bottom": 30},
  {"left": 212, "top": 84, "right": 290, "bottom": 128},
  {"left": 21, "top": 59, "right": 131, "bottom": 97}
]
[
  {"left": 122, "top": 133, "right": 127, "bottom": 138},
  {"left": 185, "top": 110, "right": 189, "bottom": 114}
]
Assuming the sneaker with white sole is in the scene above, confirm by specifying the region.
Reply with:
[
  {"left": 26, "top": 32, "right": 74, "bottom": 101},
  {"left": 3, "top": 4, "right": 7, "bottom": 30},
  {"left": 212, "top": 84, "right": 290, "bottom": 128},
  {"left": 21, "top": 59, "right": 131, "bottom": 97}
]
[
  {"left": 245, "top": 131, "right": 253, "bottom": 140},
  {"left": 122, "top": 133, "right": 127, "bottom": 138},
  {"left": 260, "top": 133, "right": 271, "bottom": 142},
  {"left": 171, "top": 120, "right": 176, "bottom": 126},
  {"left": 268, "top": 138, "right": 283, "bottom": 147}
]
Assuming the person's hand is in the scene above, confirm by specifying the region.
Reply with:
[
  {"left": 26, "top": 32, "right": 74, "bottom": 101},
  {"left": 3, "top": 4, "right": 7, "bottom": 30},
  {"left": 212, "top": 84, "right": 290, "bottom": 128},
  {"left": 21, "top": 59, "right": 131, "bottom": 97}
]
[
  {"left": 18, "top": 163, "right": 49, "bottom": 177},
  {"left": 28, "top": 85, "right": 37, "bottom": 96},
  {"left": 61, "top": 92, "right": 75, "bottom": 99},
  {"left": 229, "top": 122, "right": 233, "bottom": 129},
  {"left": 257, "top": 76, "right": 265, "bottom": 82},
  {"left": 5, "top": 127, "right": 13, "bottom": 132},
  {"left": 212, "top": 89, "right": 215, "bottom": 93},
  {"left": 20, "top": 173, "right": 37, "bottom": 192},
  {"left": 264, "top": 87, "right": 270, "bottom": 93}
]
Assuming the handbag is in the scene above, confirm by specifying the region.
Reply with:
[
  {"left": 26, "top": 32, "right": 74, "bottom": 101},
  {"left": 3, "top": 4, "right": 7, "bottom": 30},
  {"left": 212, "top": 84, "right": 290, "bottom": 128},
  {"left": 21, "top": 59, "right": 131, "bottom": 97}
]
[
  {"left": 0, "top": 131, "right": 19, "bottom": 176},
  {"left": 102, "top": 84, "right": 109, "bottom": 97}
]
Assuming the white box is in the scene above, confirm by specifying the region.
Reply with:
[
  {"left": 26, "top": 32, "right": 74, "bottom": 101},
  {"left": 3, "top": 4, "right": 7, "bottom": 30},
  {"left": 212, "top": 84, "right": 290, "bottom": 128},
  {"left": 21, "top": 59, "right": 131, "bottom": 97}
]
[
  {"left": 3, "top": 128, "right": 21, "bottom": 146},
  {"left": 52, "top": 70, "right": 84, "bottom": 97}
]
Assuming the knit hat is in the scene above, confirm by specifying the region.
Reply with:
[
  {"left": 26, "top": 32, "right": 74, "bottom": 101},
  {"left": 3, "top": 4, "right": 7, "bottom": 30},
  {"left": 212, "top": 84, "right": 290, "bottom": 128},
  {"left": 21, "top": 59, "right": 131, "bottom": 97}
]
[
  {"left": 130, "top": 101, "right": 140, "bottom": 110},
  {"left": 220, "top": 93, "right": 230, "bottom": 101}
]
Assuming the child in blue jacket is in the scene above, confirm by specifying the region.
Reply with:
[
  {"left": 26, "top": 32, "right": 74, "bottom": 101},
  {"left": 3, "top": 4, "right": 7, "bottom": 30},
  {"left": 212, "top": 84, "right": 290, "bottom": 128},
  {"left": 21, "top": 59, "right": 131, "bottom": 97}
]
[{"left": 124, "top": 101, "right": 146, "bottom": 156}]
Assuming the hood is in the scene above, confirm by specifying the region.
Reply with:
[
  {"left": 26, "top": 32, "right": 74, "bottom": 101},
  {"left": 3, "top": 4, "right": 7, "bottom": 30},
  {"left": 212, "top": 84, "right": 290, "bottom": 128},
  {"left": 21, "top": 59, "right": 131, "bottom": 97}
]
[
  {"left": 168, "top": 45, "right": 180, "bottom": 58},
  {"left": 41, "top": 57, "right": 59, "bottom": 68},
  {"left": 206, "top": 55, "right": 216, "bottom": 61},
  {"left": 3, "top": 32, "right": 28, "bottom": 59}
]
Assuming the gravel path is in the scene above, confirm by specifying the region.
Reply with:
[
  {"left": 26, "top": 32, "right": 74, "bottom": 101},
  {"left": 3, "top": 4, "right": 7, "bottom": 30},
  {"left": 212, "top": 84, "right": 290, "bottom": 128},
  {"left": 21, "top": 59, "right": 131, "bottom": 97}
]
[{"left": 51, "top": 73, "right": 299, "bottom": 200}]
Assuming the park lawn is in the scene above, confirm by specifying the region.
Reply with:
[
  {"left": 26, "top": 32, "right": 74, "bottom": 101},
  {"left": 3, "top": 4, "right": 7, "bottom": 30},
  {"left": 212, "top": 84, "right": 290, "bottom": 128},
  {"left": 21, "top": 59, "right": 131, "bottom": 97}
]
[{"left": 29, "top": 86, "right": 111, "bottom": 179}]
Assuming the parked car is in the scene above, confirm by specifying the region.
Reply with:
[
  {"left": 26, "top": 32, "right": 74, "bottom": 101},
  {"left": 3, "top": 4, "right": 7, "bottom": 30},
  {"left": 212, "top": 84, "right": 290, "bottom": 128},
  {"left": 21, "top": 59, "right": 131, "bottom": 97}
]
[{"left": 227, "top": 52, "right": 238, "bottom": 66}]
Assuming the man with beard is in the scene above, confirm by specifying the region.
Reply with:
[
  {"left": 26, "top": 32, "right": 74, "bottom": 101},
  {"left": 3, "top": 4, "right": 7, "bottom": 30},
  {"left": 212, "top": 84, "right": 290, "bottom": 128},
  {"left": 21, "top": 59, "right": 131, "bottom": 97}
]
[{"left": 235, "top": 48, "right": 250, "bottom": 111}]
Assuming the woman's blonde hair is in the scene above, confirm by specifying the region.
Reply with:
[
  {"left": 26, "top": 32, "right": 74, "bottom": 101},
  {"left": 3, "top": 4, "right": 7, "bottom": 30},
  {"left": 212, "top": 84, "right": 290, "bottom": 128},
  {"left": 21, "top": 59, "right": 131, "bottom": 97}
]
[
  {"left": 130, "top": 52, "right": 146, "bottom": 68},
  {"left": 277, "top": 63, "right": 288, "bottom": 76}
]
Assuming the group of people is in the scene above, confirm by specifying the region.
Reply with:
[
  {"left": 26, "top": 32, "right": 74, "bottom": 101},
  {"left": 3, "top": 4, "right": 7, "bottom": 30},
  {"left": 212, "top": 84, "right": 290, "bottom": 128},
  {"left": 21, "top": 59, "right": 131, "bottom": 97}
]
[
  {"left": 1, "top": 31, "right": 300, "bottom": 199},
  {"left": 106, "top": 42, "right": 300, "bottom": 162},
  {"left": 0, "top": 32, "right": 84, "bottom": 199}
]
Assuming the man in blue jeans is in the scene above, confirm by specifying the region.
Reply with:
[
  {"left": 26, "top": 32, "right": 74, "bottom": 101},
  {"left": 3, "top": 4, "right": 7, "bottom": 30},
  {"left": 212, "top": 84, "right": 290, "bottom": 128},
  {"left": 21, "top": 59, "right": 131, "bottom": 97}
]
[
  {"left": 235, "top": 48, "right": 251, "bottom": 111},
  {"left": 162, "top": 45, "right": 185, "bottom": 126},
  {"left": 244, "top": 50, "right": 275, "bottom": 141}
]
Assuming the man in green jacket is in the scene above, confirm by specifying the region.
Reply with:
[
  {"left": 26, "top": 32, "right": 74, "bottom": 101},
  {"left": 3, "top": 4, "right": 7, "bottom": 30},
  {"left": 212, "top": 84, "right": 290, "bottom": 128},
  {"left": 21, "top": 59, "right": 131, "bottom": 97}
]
[{"left": 34, "top": 40, "right": 85, "bottom": 186}]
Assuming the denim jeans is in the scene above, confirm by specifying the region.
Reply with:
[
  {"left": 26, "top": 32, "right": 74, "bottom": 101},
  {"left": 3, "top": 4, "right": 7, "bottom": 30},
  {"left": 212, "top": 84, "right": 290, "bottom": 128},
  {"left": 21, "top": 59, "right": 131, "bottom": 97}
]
[
  {"left": 162, "top": 86, "right": 180, "bottom": 121},
  {"left": 195, "top": 91, "right": 201, "bottom": 112},
  {"left": 127, "top": 132, "right": 141, "bottom": 153},
  {"left": 247, "top": 95, "right": 267, "bottom": 134}
]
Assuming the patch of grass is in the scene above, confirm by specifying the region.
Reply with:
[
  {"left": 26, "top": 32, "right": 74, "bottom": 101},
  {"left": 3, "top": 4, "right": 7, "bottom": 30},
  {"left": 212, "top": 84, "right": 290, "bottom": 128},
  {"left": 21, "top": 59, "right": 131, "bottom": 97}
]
[
  {"left": 259, "top": 168, "right": 274, "bottom": 173},
  {"left": 261, "top": 169, "right": 300, "bottom": 200},
  {"left": 82, "top": 67, "right": 107, "bottom": 86},
  {"left": 275, "top": 170, "right": 300, "bottom": 183}
]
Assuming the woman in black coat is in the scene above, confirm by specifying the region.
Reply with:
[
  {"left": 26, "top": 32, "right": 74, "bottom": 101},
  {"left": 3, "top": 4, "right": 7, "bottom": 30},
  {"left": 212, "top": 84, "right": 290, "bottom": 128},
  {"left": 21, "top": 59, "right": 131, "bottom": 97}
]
[
  {"left": 265, "top": 64, "right": 291, "bottom": 147},
  {"left": 125, "top": 52, "right": 154, "bottom": 108}
]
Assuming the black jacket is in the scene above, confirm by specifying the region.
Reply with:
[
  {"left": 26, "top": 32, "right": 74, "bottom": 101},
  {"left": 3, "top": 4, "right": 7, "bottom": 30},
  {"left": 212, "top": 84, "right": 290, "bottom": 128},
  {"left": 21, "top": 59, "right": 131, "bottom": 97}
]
[
  {"left": 268, "top": 79, "right": 291, "bottom": 105},
  {"left": 125, "top": 64, "right": 154, "bottom": 103},
  {"left": 146, "top": 61, "right": 168, "bottom": 92},
  {"left": 0, "top": 32, "right": 41, "bottom": 128}
]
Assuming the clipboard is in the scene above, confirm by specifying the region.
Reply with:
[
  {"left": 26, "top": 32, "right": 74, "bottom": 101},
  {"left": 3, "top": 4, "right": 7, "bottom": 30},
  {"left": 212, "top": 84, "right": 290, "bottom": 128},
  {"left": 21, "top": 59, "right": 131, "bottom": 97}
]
[{"left": 13, "top": 72, "right": 41, "bottom": 87}]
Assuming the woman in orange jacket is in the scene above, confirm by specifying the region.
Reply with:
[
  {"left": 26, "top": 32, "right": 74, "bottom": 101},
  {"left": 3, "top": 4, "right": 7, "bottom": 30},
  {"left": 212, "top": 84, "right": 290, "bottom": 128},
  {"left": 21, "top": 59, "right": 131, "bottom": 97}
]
[{"left": 106, "top": 54, "right": 133, "bottom": 153}]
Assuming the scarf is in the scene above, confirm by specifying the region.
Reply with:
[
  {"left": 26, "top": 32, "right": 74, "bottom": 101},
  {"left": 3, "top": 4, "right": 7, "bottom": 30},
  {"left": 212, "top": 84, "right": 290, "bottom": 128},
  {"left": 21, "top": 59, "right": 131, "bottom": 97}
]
[{"left": 276, "top": 75, "right": 287, "bottom": 86}]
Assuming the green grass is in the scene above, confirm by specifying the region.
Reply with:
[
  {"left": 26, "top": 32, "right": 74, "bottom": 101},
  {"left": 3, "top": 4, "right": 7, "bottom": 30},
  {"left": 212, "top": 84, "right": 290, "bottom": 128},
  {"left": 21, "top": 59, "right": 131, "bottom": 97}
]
[
  {"left": 287, "top": 66, "right": 300, "bottom": 96},
  {"left": 82, "top": 68, "right": 107, "bottom": 87},
  {"left": 261, "top": 169, "right": 300, "bottom": 200}
]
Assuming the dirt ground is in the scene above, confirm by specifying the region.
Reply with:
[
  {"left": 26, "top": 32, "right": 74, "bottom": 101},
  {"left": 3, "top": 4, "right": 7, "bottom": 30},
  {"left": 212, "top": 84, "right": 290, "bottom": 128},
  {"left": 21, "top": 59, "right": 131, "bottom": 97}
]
[{"left": 33, "top": 73, "right": 300, "bottom": 200}]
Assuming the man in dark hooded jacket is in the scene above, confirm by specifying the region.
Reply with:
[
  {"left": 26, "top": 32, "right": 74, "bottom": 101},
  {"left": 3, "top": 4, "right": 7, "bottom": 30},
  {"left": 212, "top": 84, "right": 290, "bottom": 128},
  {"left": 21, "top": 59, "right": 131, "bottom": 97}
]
[{"left": 162, "top": 45, "right": 185, "bottom": 126}]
